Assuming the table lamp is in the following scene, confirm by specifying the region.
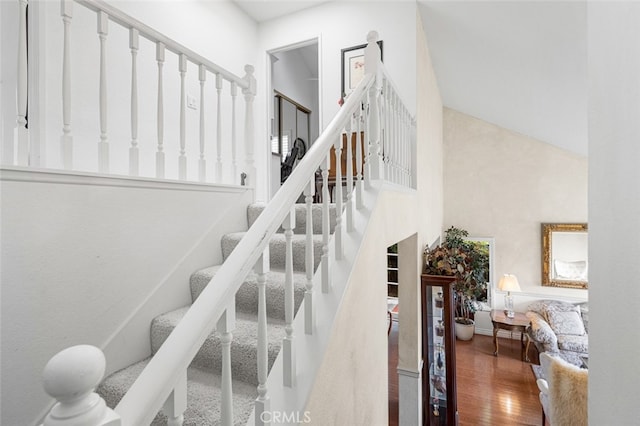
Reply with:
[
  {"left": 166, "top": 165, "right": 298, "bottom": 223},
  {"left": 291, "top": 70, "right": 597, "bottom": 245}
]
[{"left": 498, "top": 274, "right": 520, "bottom": 318}]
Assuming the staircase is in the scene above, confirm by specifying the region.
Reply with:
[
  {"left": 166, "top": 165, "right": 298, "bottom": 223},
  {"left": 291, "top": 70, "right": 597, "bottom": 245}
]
[{"left": 95, "top": 203, "right": 336, "bottom": 425}]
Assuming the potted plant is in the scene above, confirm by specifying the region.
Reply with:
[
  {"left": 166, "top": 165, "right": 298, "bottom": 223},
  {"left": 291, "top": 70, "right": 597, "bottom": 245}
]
[{"left": 423, "top": 226, "right": 489, "bottom": 340}]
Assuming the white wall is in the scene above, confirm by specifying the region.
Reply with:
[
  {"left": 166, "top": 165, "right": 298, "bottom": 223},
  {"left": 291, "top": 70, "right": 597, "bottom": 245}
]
[
  {"left": 443, "top": 108, "right": 589, "bottom": 312},
  {"left": 0, "top": 170, "right": 253, "bottom": 426},
  {"left": 588, "top": 2, "right": 640, "bottom": 423}
]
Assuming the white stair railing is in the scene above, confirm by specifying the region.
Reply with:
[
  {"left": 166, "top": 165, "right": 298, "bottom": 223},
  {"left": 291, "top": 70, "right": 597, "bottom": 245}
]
[
  {"left": 41, "top": 30, "right": 415, "bottom": 426},
  {"left": 8, "top": 0, "right": 255, "bottom": 185}
]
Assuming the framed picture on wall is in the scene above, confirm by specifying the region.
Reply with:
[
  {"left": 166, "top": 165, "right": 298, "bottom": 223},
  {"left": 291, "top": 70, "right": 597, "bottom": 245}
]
[{"left": 340, "top": 40, "right": 383, "bottom": 99}]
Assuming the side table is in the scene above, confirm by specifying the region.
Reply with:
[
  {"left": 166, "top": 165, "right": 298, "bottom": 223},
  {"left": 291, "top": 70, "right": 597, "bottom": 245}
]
[{"left": 490, "top": 309, "right": 531, "bottom": 362}]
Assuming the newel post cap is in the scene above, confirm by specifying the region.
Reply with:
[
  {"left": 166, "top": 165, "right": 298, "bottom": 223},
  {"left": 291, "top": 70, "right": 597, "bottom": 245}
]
[{"left": 43, "top": 345, "right": 106, "bottom": 401}]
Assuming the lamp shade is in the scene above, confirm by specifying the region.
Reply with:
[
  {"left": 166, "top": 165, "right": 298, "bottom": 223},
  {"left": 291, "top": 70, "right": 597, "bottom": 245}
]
[{"left": 498, "top": 274, "right": 521, "bottom": 292}]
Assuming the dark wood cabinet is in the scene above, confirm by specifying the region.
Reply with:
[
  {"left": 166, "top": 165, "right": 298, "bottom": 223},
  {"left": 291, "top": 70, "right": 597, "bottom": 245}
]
[{"left": 421, "top": 274, "right": 458, "bottom": 425}]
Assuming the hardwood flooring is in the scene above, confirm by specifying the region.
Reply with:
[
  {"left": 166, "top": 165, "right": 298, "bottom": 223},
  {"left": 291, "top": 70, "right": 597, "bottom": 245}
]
[{"left": 388, "top": 321, "right": 542, "bottom": 425}]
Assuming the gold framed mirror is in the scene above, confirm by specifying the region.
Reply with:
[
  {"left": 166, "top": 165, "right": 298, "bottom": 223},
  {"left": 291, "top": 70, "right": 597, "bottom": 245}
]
[{"left": 541, "top": 223, "right": 588, "bottom": 289}]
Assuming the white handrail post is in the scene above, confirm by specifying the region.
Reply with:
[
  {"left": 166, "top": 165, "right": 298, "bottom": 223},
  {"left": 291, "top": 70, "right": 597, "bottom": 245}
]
[
  {"left": 42, "top": 345, "right": 120, "bottom": 426},
  {"left": 17, "top": 0, "right": 29, "bottom": 166},
  {"left": 254, "top": 248, "right": 270, "bottom": 426},
  {"left": 129, "top": 28, "right": 139, "bottom": 176},
  {"left": 198, "top": 65, "right": 207, "bottom": 182},
  {"left": 231, "top": 82, "right": 238, "bottom": 184},
  {"left": 215, "top": 73, "right": 223, "bottom": 182},
  {"left": 156, "top": 42, "right": 165, "bottom": 178},
  {"left": 162, "top": 370, "right": 187, "bottom": 426},
  {"left": 321, "top": 155, "right": 331, "bottom": 293},
  {"left": 282, "top": 208, "right": 296, "bottom": 387},
  {"left": 365, "top": 30, "right": 382, "bottom": 181},
  {"left": 178, "top": 54, "right": 187, "bottom": 180},
  {"left": 97, "top": 11, "right": 109, "bottom": 173},
  {"left": 218, "top": 304, "right": 236, "bottom": 426},
  {"left": 242, "top": 65, "right": 256, "bottom": 188},
  {"left": 61, "top": 0, "right": 73, "bottom": 170},
  {"left": 334, "top": 134, "right": 343, "bottom": 260},
  {"left": 304, "top": 179, "right": 315, "bottom": 334}
]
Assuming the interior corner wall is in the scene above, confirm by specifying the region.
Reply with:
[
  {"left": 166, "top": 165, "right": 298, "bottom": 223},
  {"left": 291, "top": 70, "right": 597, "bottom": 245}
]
[
  {"left": 588, "top": 2, "right": 640, "bottom": 423},
  {"left": 443, "top": 108, "right": 588, "bottom": 308}
]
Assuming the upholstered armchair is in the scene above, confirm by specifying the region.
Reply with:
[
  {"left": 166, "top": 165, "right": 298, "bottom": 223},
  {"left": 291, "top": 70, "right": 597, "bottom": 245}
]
[{"left": 536, "top": 352, "right": 588, "bottom": 425}]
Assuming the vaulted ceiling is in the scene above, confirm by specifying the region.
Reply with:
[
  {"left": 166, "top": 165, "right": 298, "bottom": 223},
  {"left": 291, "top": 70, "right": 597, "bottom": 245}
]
[{"left": 234, "top": 0, "right": 589, "bottom": 156}]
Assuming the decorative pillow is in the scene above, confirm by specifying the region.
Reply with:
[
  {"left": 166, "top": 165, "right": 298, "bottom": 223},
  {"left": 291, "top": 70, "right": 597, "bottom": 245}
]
[{"left": 547, "top": 310, "right": 586, "bottom": 336}]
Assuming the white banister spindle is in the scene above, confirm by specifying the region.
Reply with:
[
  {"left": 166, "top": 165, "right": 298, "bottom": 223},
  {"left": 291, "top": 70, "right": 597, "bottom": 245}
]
[
  {"left": 383, "top": 80, "right": 391, "bottom": 180},
  {"left": 129, "top": 28, "right": 139, "bottom": 176},
  {"left": 304, "top": 179, "right": 315, "bottom": 335},
  {"left": 282, "top": 209, "right": 296, "bottom": 387},
  {"left": 365, "top": 30, "right": 381, "bottom": 181},
  {"left": 60, "top": 0, "right": 73, "bottom": 170},
  {"left": 215, "top": 73, "right": 223, "bottom": 182},
  {"left": 254, "top": 250, "right": 270, "bottom": 426},
  {"left": 393, "top": 93, "right": 400, "bottom": 183},
  {"left": 198, "top": 65, "right": 206, "bottom": 182},
  {"left": 156, "top": 42, "right": 165, "bottom": 178},
  {"left": 363, "top": 98, "right": 371, "bottom": 190},
  {"left": 242, "top": 65, "right": 256, "bottom": 187},
  {"left": 97, "top": 11, "right": 109, "bottom": 173},
  {"left": 231, "top": 82, "right": 238, "bottom": 184},
  {"left": 346, "top": 118, "right": 354, "bottom": 232},
  {"left": 334, "top": 134, "right": 344, "bottom": 260},
  {"left": 178, "top": 54, "right": 187, "bottom": 180},
  {"left": 163, "top": 371, "right": 186, "bottom": 426},
  {"left": 17, "top": 0, "right": 29, "bottom": 166},
  {"left": 218, "top": 305, "right": 236, "bottom": 425},
  {"left": 42, "top": 345, "right": 120, "bottom": 426},
  {"left": 321, "top": 155, "right": 331, "bottom": 293},
  {"left": 355, "top": 106, "right": 364, "bottom": 210}
]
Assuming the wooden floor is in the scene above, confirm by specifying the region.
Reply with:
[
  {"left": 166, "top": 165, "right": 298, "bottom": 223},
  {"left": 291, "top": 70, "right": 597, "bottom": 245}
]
[{"left": 388, "top": 320, "right": 542, "bottom": 425}]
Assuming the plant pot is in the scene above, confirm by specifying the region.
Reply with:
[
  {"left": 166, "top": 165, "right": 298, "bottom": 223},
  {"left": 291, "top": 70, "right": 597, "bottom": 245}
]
[{"left": 454, "top": 318, "right": 475, "bottom": 340}]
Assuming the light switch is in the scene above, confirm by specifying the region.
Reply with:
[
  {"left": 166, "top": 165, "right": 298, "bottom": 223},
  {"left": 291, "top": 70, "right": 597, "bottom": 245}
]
[{"left": 187, "top": 95, "right": 197, "bottom": 110}]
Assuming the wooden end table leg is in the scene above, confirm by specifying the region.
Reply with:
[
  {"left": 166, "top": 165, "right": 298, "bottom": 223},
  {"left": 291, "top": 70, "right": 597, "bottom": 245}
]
[
  {"left": 524, "top": 334, "right": 531, "bottom": 362},
  {"left": 493, "top": 324, "right": 499, "bottom": 356}
]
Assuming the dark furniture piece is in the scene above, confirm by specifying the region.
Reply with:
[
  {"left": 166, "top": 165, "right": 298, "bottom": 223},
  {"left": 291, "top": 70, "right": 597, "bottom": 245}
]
[
  {"left": 490, "top": 309, "right": 531, "bottom": 361},
  {"left": 421, "top": 274, "right": 458, "bottom": 425}
]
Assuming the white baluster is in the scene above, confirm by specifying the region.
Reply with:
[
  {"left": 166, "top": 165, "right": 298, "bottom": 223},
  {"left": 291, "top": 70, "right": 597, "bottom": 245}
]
[
  {"left": 334, "top": 135, "right": 343, "bottom": 260},
  {"left": 254, "top": 249, "right": 270, "bottom": 426},
  {"left": 97, "top": 11, "right": 109, "bottom": 173},
  {"left": 282, "top": 209, "right": 296, "bottom": 387},
  {"left": 383, "top": 79, "right": 392, "bottom": 180},
  {"left": 17, "top": 0, "right": 29, "bottom": 166},
  {"left": 218, "top": 305, "right": 236, "bottom": 425},
  {"left": 163, "top": 370, "right": 186, "bottom": 426},
  {"left": 60, "top": 0, "right": 73, "bottom": 170},
  {"left": 346, "top": 117, "right": 354, "bottom": 233},
  {"left": 42, "top": 345, "right": 120, "bottom": 426},
  {"left": 393, "top": 93, "right": 399, "bottom": 184},
  {"left": 198, "top": 65, "right": 206, "bottom": 182},
  {"left": 363, "top": 97, "right": 371, "bottom": 190},
  {"left": 215, "top": 73, "right": 223, "bottom": 182},
  {"left": 365, "top": 31, "right": 381, "bottom": 181},
  {"left": 355, "top": 106, "right": 364, "bottom": 210},
  {"left": 129, "top": 29, "right": 139, "bottom": 176},
  {"left": 178, "top": 54, "right": 187, "bottom": 180},
  {"left": 156, "top": 42, "right": 165, "bottom": 178},
  {"left": 304, "top": 179, "right": 315, "bottom": 335},
  {"left": 231, "top": 82, "right": 238, "bottom": 184},
  {"left": 242, "top": 65, "right": 256, "bottom": 187},
  {"left": 321, "top": 155, "right": 331, "bottom": 293}
]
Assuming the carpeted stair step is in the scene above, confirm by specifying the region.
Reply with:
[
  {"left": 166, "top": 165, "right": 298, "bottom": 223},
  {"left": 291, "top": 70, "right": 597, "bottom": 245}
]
[
  {"left": 222, "top": 232, "right": 323, "bottom": 272},
  {"left": 190, "top": 266, "right": 306, "bottom": 321},
  {"left": 247, "top": 202, "right": 337, "bottom": 235},
  {"left": 151, "top": 308, "right": 287, "bottom": 386},
  {"left": 97, "top": 358, "right": 256, "bottom": 426}
]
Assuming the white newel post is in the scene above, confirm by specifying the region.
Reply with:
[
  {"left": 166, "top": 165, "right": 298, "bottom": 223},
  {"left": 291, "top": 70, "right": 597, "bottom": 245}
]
[
  {"left": 97, "top": 11, "right": 109, "bottom": 173},
  {"left": 178, "top": 54, "right": 187, "bottom": 180},
  {"left": 254, "top": 249, "right": 270, "bottom": 426},
  {"left": 156, "top": 42, "right": 165, "bottom": 178},
  {"left": 198, "top": 65, "right": 207, "bottom": 182},
  {"left": 242, "top": 65, "right": 256, "bottom": 188},
  {"left": 365, "top": 30, "right": 382, "bottom": 181},
  {"left": 282, "top": 208, "right": 296, "bottom": 387},
  {"left": 42, "top": 345, "right": 120, "bottom": 426},
  {"left": 218, "top": 305, "right": 236, "bottom": 426},
  {"left": 162, "top": 371, "right": 186, "bottom": 426},
  {"left": 129, "top": 29, "right": 139, "bottom": 176},
  {"left": 61, "top": 0, "right": 73, "bottom": 170},
  {"left": 231, "top": 81, "right": 238, "bottom": 184},
  {"left": 17, "top": 0, "right": 29, "bottom": 166}
]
